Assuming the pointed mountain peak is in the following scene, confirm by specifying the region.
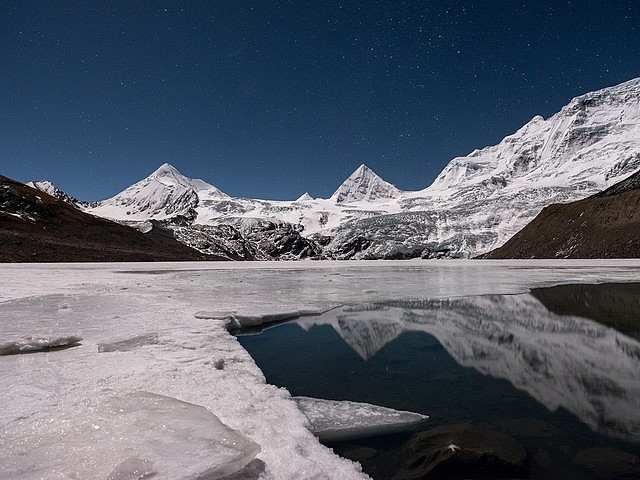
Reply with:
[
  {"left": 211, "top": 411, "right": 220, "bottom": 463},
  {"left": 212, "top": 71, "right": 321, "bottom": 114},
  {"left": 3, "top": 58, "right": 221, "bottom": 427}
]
[
  {"left": 296, "top": 192, "right": 314, "bottom": 202},
  {"left": 144, "top": 163, "right": 225, "bottom": 194},
  {"left": 151, "top": 162, "right": 181, "bottom": 177},
  {"left": 354, "top": 163, "right": 371, "bottom": 173},
  {"left": 86, "top": 164, "right": 227, "bottom": 221},
  {"left": 331, "top": 164, "right": 402, "bottom": 203}
]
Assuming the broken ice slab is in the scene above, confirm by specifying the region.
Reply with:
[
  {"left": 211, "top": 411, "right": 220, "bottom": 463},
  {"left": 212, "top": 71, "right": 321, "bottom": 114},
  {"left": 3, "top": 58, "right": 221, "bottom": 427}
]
[
  {"left": 3, "top": 391, "right": 260, "bottom": 480},
  {"left": 98, "top": 332, "right": 159, "bottom": 352},
  {"left": 195, "top": 308, "right": 326, "bottom": 329},
  {"left": 294, "top": 396, "right": 428, "bottom": 442},
  {"left": 0, "top": 334, "right": 82, "bottom": 355}
]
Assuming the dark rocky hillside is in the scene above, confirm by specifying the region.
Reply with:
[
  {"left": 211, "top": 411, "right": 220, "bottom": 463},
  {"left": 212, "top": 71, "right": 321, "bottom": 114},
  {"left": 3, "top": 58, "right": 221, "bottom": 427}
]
[
  {"left": 480, "top": 170, "right": 640, "bottom": 259},
  {"left": 0, "top": 176, "right": 220, "bottom": 262}
]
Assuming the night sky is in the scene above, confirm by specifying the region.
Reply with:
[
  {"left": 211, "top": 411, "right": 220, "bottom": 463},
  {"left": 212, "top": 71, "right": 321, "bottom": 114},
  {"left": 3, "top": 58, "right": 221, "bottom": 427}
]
[{"left": 2, "top": 1, "right": 639, "bottom": 201}]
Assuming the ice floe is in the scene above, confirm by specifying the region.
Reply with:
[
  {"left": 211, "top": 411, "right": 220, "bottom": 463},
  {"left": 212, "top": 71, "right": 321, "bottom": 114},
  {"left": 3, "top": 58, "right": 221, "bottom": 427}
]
[
  {"left": 295, "top": 396, "right": 428, "bottom": 441},
  {"left": 0, "top": 334, "right": 82, "bottom": 355}
]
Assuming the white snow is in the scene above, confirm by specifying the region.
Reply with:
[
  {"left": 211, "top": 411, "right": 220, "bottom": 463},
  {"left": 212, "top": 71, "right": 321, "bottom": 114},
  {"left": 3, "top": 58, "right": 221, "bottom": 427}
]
[
  {"left": 1, "top": 260, "right": 640, "bottom": 479},
  {"left": 97, "top": 332, "right": 159, "bottom": 352},
  {"left": 294, "top": 396, "right": 428, "bottom": 442}
]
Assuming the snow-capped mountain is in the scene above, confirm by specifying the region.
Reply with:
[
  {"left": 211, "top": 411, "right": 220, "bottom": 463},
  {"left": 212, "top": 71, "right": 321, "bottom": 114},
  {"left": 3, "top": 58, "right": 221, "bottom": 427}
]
[
  {"left": 88, "top": 163, "right": 227, "bottom": 221},
  {"left": 86, "top": 162, "right": 401, "bottom": 239},
  {"left": 330, "top": 164, "right": 402, "bottom": 203},
  {"left": 27, "top": 180, "right": 79, "bottom": 206},
  {"left": 329, "top": 77, "right": 640, "bottom": 257},
  {"left": 79, "top": 77, "right": 640, "bottom": 258},
  {"left": 296, "top": 192, "right": 314, "bottom": 202},
  {"left": 1, "top": 175, "right": 210, "bottom": 262}
]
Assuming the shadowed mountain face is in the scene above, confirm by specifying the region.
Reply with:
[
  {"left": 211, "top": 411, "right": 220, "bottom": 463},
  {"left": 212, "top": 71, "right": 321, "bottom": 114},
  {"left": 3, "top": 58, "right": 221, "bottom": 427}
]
[
  {"left": 0, "top": 176, "right": 218, "bottom": 262},
  {"left": 480, "top": 169, "right": 640, "bottom": 259},
  {"left": 531, "top": 283, "right": 640, "bottom": 340}
]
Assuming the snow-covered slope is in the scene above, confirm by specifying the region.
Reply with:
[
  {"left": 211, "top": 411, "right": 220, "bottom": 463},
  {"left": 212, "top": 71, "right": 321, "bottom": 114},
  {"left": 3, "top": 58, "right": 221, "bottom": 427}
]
[
  {"left": 87, "top": 163, "right": 227, "bottom": 221},
  {"left": 80, "top": 78, "right": 640, "bottom": 258}
]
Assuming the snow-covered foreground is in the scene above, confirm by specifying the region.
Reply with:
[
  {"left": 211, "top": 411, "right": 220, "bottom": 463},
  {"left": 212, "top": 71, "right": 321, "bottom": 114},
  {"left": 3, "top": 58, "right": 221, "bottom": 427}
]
[{"left": 2, "top": 260, "right": 640, "bottom": 479}]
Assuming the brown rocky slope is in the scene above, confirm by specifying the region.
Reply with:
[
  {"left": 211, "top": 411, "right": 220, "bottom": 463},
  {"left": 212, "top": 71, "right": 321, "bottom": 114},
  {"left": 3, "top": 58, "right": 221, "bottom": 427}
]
[
  {"left": 0, "top": 175, "right": 221, "bottom": 262},
  {"left": 480, "top": 169, "right": 640, "bottom": 259}
]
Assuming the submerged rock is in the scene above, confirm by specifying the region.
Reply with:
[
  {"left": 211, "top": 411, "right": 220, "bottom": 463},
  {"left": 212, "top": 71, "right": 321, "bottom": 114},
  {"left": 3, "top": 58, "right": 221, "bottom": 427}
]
[{"left": 394, "top": 423, "right": 527, "bottom": 479}]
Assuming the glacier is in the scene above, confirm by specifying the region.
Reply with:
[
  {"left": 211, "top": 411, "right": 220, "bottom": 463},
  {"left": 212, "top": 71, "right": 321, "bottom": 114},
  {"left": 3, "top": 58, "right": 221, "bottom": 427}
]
[
  {"left": 2, "top": 260, "right": 640, "bottom": 479},
  {"left": 74, "top": 78, "right": 640, "bottom": 259}
]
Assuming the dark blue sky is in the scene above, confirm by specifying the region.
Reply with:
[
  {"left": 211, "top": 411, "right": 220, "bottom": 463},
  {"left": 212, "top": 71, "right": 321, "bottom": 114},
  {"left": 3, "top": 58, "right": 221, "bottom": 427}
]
[{"left": 2, "top": 1, "right": 639, "bottom": 201}]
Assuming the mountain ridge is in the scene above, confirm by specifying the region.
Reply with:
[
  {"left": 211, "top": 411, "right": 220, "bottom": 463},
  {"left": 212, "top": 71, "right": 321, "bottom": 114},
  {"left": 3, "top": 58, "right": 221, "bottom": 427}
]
[{"left": 27, "top": 77, "right": 640, "bottom": 259}]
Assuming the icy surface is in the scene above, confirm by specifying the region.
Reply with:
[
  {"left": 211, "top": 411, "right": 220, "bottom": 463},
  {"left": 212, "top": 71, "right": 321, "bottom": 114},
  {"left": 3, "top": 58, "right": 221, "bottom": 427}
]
[
  {"left": 2, "top": 391, "right": 260, "bottom": 480},
  {"left": 0, "top": 334, "right": 82, "bottom": 355},
  {"left": 295, "top": 396, "right": 428, "bottom": 441},
  {"left": 1, "top": 260, "right": 640, "bottom": 479}
]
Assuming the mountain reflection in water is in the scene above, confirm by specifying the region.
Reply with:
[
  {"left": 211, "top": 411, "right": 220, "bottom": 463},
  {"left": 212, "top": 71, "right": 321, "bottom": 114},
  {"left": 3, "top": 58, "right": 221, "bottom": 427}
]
[{"left": 238, "top": 283, "right": 640, "bottom": 479}]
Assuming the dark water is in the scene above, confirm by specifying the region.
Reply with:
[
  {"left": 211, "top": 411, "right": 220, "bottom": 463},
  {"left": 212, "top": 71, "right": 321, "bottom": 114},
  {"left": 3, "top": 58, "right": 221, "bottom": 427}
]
[{"left": 237, "top": 283, "right": 640, "bottom": 479}]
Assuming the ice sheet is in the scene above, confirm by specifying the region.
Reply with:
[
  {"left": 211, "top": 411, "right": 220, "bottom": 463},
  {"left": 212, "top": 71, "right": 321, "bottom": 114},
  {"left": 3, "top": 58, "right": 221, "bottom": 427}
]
[
  {"left": 1, "top": 260, "right": 640, "bottom": 479},
  {"left": 295, "top": 396, "right": 428, "bottom": 441},
  {"left": 2, "top": 391, "right": 260, "bottom": 480}
]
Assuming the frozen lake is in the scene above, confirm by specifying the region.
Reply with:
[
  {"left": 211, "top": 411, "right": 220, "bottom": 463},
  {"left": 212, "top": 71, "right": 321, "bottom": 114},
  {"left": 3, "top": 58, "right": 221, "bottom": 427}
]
[{"left": 1, "top": 260, "right": 640, "bottom": 479}]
